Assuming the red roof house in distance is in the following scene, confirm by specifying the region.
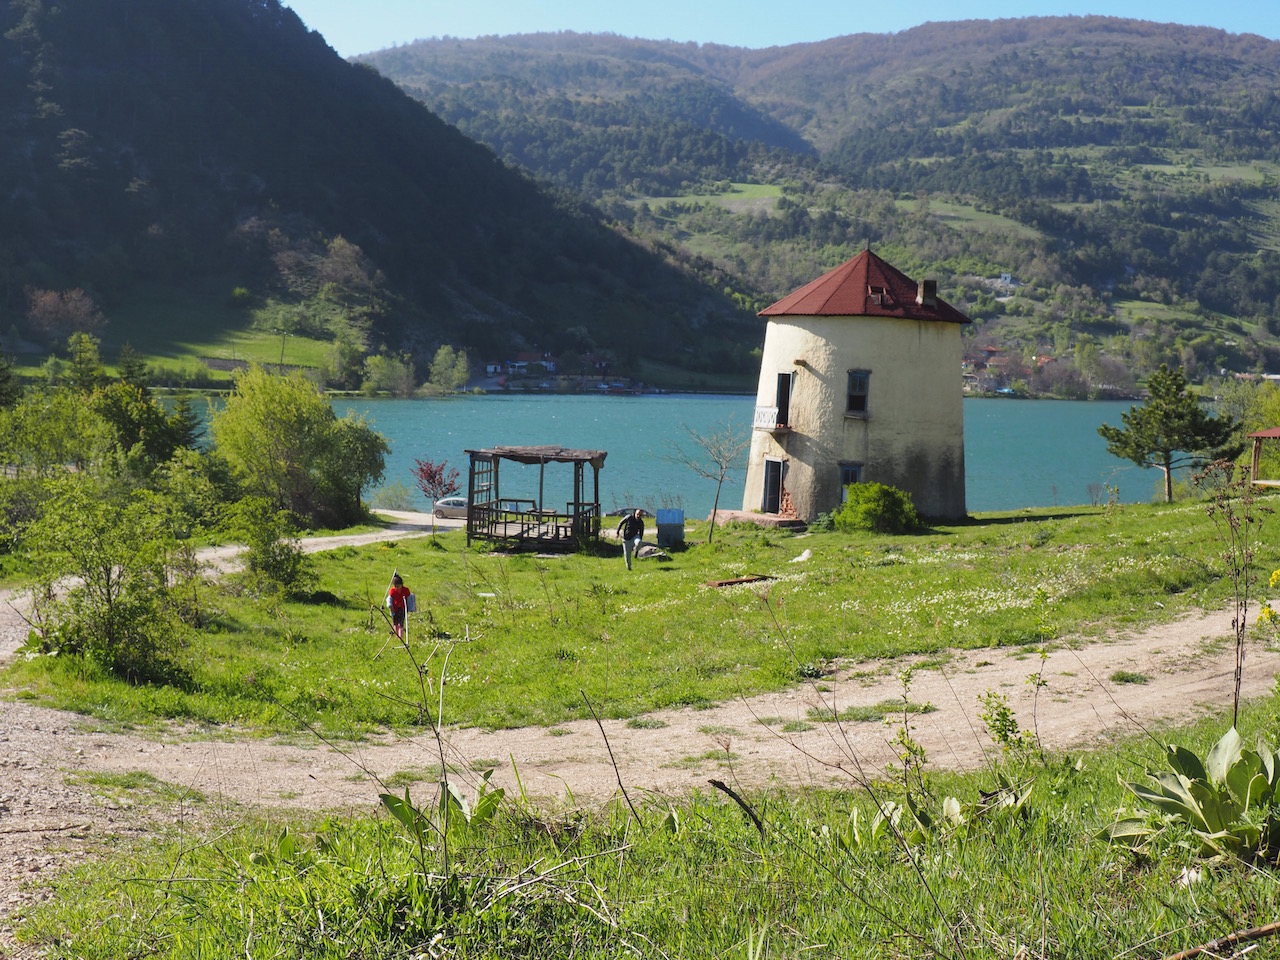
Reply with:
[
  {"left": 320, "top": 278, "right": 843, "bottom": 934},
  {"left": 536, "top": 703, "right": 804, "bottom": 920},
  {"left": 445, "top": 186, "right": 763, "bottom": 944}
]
[{"left": 743, "top": 248, "right": 971, "bottom": 521}]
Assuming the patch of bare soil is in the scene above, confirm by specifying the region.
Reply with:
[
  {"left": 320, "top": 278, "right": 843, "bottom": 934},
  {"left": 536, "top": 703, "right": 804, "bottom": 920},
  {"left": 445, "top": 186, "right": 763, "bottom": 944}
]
[{"left": 0, "top": 517, "right": 1275, "bottom": 952}]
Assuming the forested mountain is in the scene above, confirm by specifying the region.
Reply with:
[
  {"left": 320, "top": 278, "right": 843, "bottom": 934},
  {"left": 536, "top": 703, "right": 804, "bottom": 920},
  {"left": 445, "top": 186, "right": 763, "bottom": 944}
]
[
  {"left": 367, "top": 33, "right": 813, "bottom": 197},
  {"left": 364, "top": 21, "right": 1280, "bottom": 392},
  {"left": 0, "top": 0, "right": 760, "bottom": 381}
]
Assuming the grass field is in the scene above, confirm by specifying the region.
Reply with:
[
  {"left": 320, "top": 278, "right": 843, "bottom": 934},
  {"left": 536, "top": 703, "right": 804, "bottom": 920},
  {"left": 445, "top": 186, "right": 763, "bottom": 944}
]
[
  {"left": 9, "top": 499, "right": 1280, "bottom": 958},
  {"left": 29, "top": 282, "right": 333, "bottom": 378},
  {"left": 896, "top": 198, "right": 1042, "bottom": 240},
  {"left": 19, "top": 695, "right": 1280, "bottom": 959},
  {"left": 1113, "top": 298, "right": 1206, "bottom": 327},
  {"left": 7, "top": 500, "right": 1275, "bottom": 737},
  {"left": 639, "top": 181, "right": 784, "bottom": 213}
]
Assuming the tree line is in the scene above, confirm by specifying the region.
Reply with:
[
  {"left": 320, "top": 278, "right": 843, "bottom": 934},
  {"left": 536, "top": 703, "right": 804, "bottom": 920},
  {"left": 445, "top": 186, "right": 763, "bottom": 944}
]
[{"left": 0, "top": 342, "right": 388, "bottom": 680}]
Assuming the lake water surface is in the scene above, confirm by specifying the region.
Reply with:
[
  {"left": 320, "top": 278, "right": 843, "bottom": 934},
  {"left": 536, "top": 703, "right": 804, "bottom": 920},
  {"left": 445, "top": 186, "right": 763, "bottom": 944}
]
[{"left": 332, "top": 394, "right": 1160, "bottom": 518}]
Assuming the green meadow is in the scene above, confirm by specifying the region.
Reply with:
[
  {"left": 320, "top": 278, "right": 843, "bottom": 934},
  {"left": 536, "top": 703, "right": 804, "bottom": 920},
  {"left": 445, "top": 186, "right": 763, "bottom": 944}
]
[
  {"left": 7, "top": 502, "right": 1268, "bottom": 736},
  {"left": 8, "top": 500, "right": 1280, "bottom": 958}
]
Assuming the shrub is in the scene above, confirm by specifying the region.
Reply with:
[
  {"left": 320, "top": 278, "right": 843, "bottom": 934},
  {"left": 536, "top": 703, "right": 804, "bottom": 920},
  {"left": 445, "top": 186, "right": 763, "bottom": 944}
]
[
  {"left": 211, "top": 365, "right": 388, "bottom": 526},
  {"left": 230, "top": 497, "right": 316, "bottom": 598},
  {"left": 807, "top": 509, "right": 836, "bottom": 532},
  {"left": 833, "top": 482, "right": 921, "bottom": 534},
  {"left": 369, "top": 481, "right": 415, "bottom": 511},
  {"left": 23, "top": 478, "right": 178, "bottom": 681}
]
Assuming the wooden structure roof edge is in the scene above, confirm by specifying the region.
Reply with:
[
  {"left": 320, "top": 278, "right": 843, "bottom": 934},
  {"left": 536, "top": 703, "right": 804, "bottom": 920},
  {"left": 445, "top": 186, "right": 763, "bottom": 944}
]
[{"left": 466, "top": 445, "right": 608, "bottom": 466}]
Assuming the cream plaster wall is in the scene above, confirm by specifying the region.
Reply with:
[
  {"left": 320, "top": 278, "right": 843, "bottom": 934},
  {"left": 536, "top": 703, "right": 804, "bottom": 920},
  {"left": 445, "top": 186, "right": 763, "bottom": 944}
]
[{"left": 742, "top": 316, "right": 966, "bottom": 519}]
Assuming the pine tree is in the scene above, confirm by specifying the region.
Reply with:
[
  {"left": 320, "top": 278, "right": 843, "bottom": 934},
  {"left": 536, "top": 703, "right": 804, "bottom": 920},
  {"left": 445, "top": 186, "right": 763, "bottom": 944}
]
[{"left": 1098, "top": 364, "right": 1242, "bottom": 502}]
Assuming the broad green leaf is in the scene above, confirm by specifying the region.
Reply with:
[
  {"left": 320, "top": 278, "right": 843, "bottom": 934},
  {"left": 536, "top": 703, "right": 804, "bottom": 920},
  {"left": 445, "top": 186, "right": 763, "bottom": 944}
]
[
  {"left": 1017, "top": 781, "right": 1034, "bottom": 807},
  {"left": 1129, "top": 776, "right": 1203, "bottom": 828},
  {"left": 1260, "top": 744, "right": 1278, "bottom": 787},
  {"left": 1245, "top": 772, "right": 1271, "bottom": 809},
  {"left": 1167, "top": 744, "right": 1208, "bottom": 782},
  {"left": 1226, "top": 822, "right": 1262, "bottom": 848},
  {"left": 1205, "top": 727, "right": 1243, "bottom": 784},
  {"left": 942, "top": 796, "right": 964, "bottom": 826},
  {"left": 440, "top": 779, "right": 471, "bottom": 826},
  {"left": 1225, "top": 752, "right": 1262, "bottom": 807},
  {"left": 1100, "top": 818, "right": 1155, "bottom": 847},
  {"left": 276, "top": 827, "right": 296, "bottom": 862},
  {"left": 1187, "top": 778, "right": 1235, "bottom": 833},
  {"left": 380, "top": 790, "right": 420, "bottom": 835},
  {"left": 906, "top": 793, "right": 933, "bottom": 830},
  {"left": 472, "top": 786, "right": 505, "bottom": 826},
  {"left": 1197, "top": 829, "right": 1245, "bottom": 858}
]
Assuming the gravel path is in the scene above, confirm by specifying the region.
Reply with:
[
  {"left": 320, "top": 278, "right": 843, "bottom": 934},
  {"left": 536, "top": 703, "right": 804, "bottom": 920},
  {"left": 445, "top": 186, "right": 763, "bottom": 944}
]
[{"left": 1, "top": 513, "right": 1275, "bottom": 953}]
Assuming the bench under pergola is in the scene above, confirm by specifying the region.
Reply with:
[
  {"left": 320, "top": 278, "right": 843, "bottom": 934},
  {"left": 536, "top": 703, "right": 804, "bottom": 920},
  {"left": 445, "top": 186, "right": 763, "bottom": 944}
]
[{"left": 464, "top": 445, "right": 607, "bottom": 550}]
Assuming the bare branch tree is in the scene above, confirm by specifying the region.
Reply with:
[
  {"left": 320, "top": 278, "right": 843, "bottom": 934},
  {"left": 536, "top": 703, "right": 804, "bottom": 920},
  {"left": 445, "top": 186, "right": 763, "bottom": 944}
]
[{"left": 664, "top": 419, "right": 749, "bottom": 543}]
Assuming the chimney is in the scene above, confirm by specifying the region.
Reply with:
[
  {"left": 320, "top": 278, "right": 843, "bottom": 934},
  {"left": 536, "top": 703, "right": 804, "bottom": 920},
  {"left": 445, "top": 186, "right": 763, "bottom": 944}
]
[{"left": 917, "top": 279, "right": 937, "bottom": 308}]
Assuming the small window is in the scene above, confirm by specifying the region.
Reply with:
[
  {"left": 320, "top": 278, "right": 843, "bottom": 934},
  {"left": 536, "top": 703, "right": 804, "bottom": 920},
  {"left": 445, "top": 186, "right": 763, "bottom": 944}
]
[
  {"left": 775, "top": 372, "right": 792, "bottom": 427},
  {"left": 846, "top": 370, "right": 870, "bottom": 417},
  {"left": 839, "top": 463, "right": 862, "bottom": 502}
]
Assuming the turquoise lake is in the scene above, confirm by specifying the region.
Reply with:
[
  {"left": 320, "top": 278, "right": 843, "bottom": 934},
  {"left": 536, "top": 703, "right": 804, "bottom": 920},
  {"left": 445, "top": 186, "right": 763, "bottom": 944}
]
[{"left": 328, "top": 394, "right": 1161, "bottom": 518}]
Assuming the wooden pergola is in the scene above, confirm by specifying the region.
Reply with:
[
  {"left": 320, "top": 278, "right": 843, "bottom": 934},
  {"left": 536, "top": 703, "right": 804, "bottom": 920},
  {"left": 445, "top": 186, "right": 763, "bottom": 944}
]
[
  {"left": 1248, "top": 427, "right": 1280, "bottom": 488},
  {"left": 465, "top": 445, "right": 607, "bottom": 551}
]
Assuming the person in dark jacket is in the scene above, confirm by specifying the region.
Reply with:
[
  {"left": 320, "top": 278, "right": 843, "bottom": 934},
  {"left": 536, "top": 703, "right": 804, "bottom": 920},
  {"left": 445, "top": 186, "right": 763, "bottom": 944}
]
[{"left": 616, "top": 508, "right": 644, "bottom": 570}]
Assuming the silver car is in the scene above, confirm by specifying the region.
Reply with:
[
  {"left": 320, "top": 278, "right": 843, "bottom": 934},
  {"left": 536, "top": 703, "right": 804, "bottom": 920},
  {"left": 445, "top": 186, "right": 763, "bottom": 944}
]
[{"left": 433, "top": 496, "right": 468, "bottom": 519}]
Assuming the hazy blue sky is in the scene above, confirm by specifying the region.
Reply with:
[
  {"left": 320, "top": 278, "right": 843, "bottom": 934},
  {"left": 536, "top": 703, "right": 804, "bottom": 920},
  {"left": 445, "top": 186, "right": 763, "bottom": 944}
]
[{"left": 282, "top": 0, "right": 1278, "bottom": 58}]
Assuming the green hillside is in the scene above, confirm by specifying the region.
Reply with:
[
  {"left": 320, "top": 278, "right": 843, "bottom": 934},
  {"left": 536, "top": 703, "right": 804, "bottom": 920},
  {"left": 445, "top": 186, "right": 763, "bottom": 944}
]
[
  {"left": 0, "top": 0, "right": 761, "bottom": 387},
  {"left": 363, "top": 20, "right": 1280, "bottom": 393}
]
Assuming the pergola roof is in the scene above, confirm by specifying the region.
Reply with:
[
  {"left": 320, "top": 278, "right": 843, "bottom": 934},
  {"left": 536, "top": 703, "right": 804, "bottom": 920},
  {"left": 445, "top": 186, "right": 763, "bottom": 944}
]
[
  {"left": 467, "top": 445, "right": 607, "bottom": 468},
  {"left": 1248, "top": 428, "right": 1280, "bottom": 439}
]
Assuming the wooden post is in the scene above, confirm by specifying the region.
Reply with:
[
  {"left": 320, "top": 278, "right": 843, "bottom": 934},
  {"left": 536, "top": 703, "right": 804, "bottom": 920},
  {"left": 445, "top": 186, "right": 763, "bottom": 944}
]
[
  {"left": 593, "top": 462, "right": 601, "bottom": 538},
  {"left": 466, "top": 453, "right": 476, "bottom": 547}
]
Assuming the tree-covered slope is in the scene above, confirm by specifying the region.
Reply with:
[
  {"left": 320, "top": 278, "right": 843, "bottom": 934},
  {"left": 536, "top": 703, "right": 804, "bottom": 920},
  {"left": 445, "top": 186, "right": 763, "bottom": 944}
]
[
  {"left": 362, "top": 33, "right": 814, "bottom": 198},
  {"left": 0, "top": 0, "right": 760, "bottom": 377},
  {"left": 362, "top": 20, "right": 1280, "bottom": 387}
]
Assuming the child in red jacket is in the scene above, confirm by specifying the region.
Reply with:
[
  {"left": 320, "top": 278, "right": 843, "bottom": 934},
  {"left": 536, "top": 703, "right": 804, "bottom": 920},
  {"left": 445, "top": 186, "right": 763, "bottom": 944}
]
[{"left": 387, "top": 574, "right": 411, "bottom": 639}]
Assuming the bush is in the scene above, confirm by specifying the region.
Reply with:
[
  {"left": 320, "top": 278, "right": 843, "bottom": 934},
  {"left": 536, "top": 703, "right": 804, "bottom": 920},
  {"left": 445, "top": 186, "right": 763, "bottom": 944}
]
[
  {"left": 23, "top": 478, "right": 179, "bottom": 681},
  {"left": 807, "top": 509, "right": 836, "bottom": 532},
  {"left": 369, "top": 481, "right": 415, "bottom": 511},
  {"left": 211, "top": 365, "right": 388, "bottom": 526},
  {"left": 833, "top": 482, "right": 921, "bottom": 534},
  {"left": 230, "top": 497, "right": 316, "bottom": 598}
]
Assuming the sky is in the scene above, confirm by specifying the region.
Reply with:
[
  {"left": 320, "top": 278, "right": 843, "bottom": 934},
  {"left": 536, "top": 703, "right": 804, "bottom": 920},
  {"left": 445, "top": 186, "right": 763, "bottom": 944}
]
[{"left": 282, "top": 0, "right": 1279, "bottom": 58}]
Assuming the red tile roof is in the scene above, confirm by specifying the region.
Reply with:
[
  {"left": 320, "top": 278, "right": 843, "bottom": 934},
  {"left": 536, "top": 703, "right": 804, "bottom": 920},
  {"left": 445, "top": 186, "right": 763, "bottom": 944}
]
[{"left": 759, "top": 248, "right": 970, "bottom": 324}]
